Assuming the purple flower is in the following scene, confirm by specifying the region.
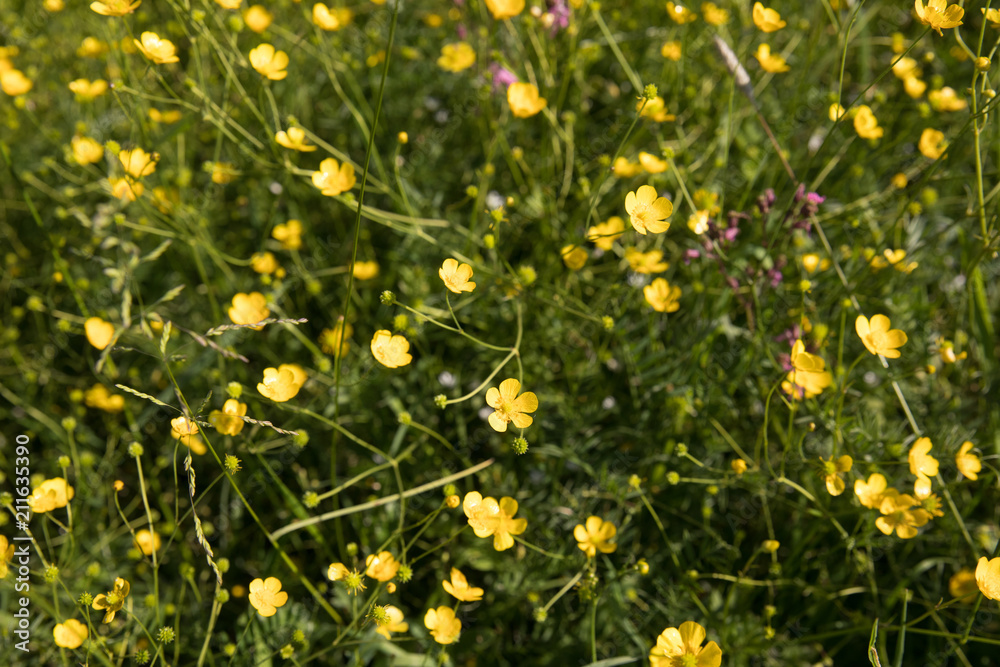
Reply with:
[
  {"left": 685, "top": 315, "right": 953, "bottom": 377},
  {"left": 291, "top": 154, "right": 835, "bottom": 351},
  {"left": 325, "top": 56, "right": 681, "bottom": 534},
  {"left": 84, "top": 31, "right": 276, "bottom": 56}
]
[
  {"left": 489, "top": 63, "right": 518, "bottom": 93},
  {"left": 548, "top": 0, "right": 570, "bottom": 34},
  {"left": 756, "top": 188, "right": 776, "bottom": 215},
  {"left": 683, "top": 249, "right": 701, "bottom": 264}
]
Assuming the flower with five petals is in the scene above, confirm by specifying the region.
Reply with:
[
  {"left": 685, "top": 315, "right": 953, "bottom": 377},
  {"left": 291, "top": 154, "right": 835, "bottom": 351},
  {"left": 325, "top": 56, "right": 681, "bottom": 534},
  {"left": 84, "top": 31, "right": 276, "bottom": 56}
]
[{"left": 485, "top": 378, "right": 538, "bottom": 432}]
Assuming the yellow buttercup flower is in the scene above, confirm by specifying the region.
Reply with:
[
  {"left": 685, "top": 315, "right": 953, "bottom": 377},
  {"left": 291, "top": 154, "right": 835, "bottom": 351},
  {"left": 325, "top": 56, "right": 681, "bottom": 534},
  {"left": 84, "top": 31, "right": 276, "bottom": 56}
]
[
  {"left": 327, "top": 563, "right": 349, "bottom": 581},
  {"left": 243, "top": 5, "right": 273, "bottom": 33},
  {"left": 907, "top": 437, "right": 939, "bottom": 499},
  {"left": 801, "top": 253, "right": 830, "bottom": 273},
  {"left": 439, "top": 258, "right": 476, "bottom": 293},
  {"left": 0, "top": 536, "right": 13, "bottom": 579},
  {"left": 92, "top": 577, "right": 130, "bottom": 623},
  {"left": 918, "top": 128, "right": 947, "bottom": 159},
  {"left": 820, "top": 455, "right": 852, "bottom": 496},
  {"left": 903, "top": 76, "right": 926, "bottom": 98},
  {"left": 68, "top": 78, "right": 108, "bottom": 100},
  {"left": 573, "top": 516, "right": 618, "bottom": 558},
  {"left": 438, "top": 42, "right": 475, "bottom": 73},
  {"left": 688, "top": 210, "right": 709, "bottom": 235},
  {"left": 485, "top": 378, "right": 538, "bottom": 432},
  {"left": 149, "top": 108, "right": 182, "bottom": 124},
  {"left": 644, "top": 278, "right": 681, "bottom": 313},
  {"left": 613, "top": 156, "right": 643, "bottom": 178},
  {"left": 875, "top": 492, "right": 931, "bottom": 539},
  {"left": 170, "top": 416, "right": 207, "bottom": 455},
  {"left": 915, "top": 0, "right": 963, "bottom": 36},
  {"left": 976, "top": 557, "right": 1000, "bottom": 601},
  {"left": 249, "top": 44, "right": 288, "bottom": 80},
  {"left": 928, "top": 87, "right": 967, "bottom": 112},
  {"left": 638, "top": 96, "right": 675, "bottom": 122},
  {"left": 72, "top": 136, "right": 104, "bottom": 165},
  {"left": 666, "top": 2, "right": 697, "bottom": 24},
  {"left": 755, "top": 44, "right": 789, "bottom": 73},
  {"left": 251, "top": 252, "right": 278, "bottom": 275},
  {"left": 443, "top": 568, "right": 483, "bottom": 601},
  {"left": 365, "top": 551, "right": 400, "bottom": 582},
  {"left": 485, "top": 0, "right": 524, "bottom": 20},
  {"left": 638, "top": 151, "right": 668, "bottom": 174},
  {"left": 53, "top": 619, "right": 88, "bottom": 649},
  {"left": 312, "top": 157, "right": 356, "bottom": 196},
  {"left": 828, "top": 103, "right": 846, "bottom": 121},
  {"left": 854, "top": 473, "right": 888, "bottom": 509},
  {"left": 371, "top": 330, "right": 412, "bottom": 368},
  {"left": 649, "top": 621, "right": 722, "bottom": 667},
  {"left": 133, "top": 529, "right": 162, "bottom": 556},
  {"left": 0, "top": 69, "right": 31, "bottom": 96},
  {"left": 375, "top": 605, "right": 408, "bottom": 639},
  {"left": 783, "top": 340, "right": 833, "bottom": 400},
  {"left": 109, "top": 177, "right": 143, "bottom": 201},
  {"left": 320, "top": 318, "right": 352, "bottom": 358},
  {"left": 77, "top": 37, "right": 109, "bottom": 58},
  {"left": 257, "top": 364, "right": 305, "bottom": 402},
  {"left": 625, "top": 185, "right": 673, "bottom": 234},
  {"left": 731, "top": 459, "right": 748, "bottom": 475},
  {"left": 312, "top": 3, "right": 352, "bottom": 31},
  {"left": 949, "top": 568, "right": 978, "bottom": 598},
  {"left": 90, "top": 0, "right": 141, "bottom": 16},
  {"left": 85, "top": 317, "right": 114, "bottom": 350},
  {"left": 215, "top": 0, "right": 241, "bottom": 7},
  {"left": 752, "top": 2, "right": 785, "bottom": 32},
  {"left": 85, "top": 384, "right": 125, "bottom": 413},
  {"left": 209, "top": 399, "right": 248, "bottom": 436},
  {"left": 272, "top": 219, "right": 303, "bottom": 250},
  {"left": 956, "top": 441, "right": 981, "bottom": 480},
  {"left": 424, "top": 606, "right": 461, "bottom": 644},
  {"left": 28, "top": 478, "right": 75, "bottom": 513},
  {"left": 134, "top": 32, "right": 179, "bottom": 64},
  {"left": 275, "top": 127, "right": 316, "bottom": 152},
  {"left": 625, "top": 248, "right": 669, "bottom": 274},
  {"left": 856, "top": 314, "right": 907, "bottom": 358},
  {"left": 119, "top": 147, "right": 159, "bottom": 179},
  {"left": 507, "top": 82, "right": 546, "bottom": 118},
  {"left": 661, "top": 41, "right": 682, "bottom": 61},
  {"left": 561, "top": 244, "right": 588, "bottom": 270},
  {"left": 248, "top": 577, "right": 288, "bottom": 617},
  {"left": 588, "top": 216, "right": 625, "bottom": 250},
  {"left": 853, "top": 106, "right": 884, "bottom": 139},
  {"left": 462, "top": 491, "right": 527, "bottom": 551},
  {"left": 352, "top": 260, "right": 379, "bottom": 280},
  {"left": 228, "top": 292, "right": 270, "bottom": 328},
  {"left": 701, "top": 2, "right": 729, "bottom": 25}
]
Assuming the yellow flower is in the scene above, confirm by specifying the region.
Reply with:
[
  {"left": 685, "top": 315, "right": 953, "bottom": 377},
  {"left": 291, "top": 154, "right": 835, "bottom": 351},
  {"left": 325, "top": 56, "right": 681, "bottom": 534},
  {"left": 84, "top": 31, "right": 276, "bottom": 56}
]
[
  {"left": 762, "top": 540, "right": 780, "bottom": 553},
  {"left": 801, "top": 253, "right": 830, "bottom": 273},
  {"left": 250, "top": 251, "right": 278, "bottom": 275},
  {"left": 147, "top": 108, "right": 181, "bottom": 125},
  {"left": 0, "top": 535, "right": 14, "bottom": 579},
  {"left": 588, "top": 216, "right": 626, "bottom": 250},
  {"left": 28, "top": 477, "right": 75, "bottom": 513},
  {"left": 374, "top": 605, "right": 408, "bottom": 639},
  {"left": 84, "top": 384, "right": 124, "bottom": 413},
  {"left": 918, "top": 128, "right": 947, "bottom": 159},
  {"left": 903, "top": 76, "right": 926, "bottom": 98},
  {"left": 782, "top": 339, "right": 833, "bottom": 400},
  {"left": 891, "top": 56, "right": 921, "bottom": 80},
  {"left": 573, "top": 516, "right": 618, "bottom": 557},
  {"left": 351, "top": 260, "right": 379, "bottom": 280},
  {"left": 68, "top": 78, "right": 108, "bottom": 100},
  {"left": 701, "top": 2, "right": 730, "bottom": 25},
  {"left": 666, "top": 2, "right": 697, "bottom": 24},
  {"left": 312, "top": 157, "right": 356, "bottom": 196},
  {"left": 484, "top": 0, "right": 524, "bottom": 20},
  {"left": 209, "top": 399, "right": 248, "bottom": 436},
  {"left": 371, "top": 330, "right": 412, "bottom": 368},
  {"left": 439, "top": 258, "right": 476, "bottom": 293},
  {"left": 312, "top": 3, "right": 353, "bottom": 30},
  {"left": 109, "top": 177, "right": 143, "bottom": 202},
  {"left": 687, "top": 210, "right": 710, "bottom": 235},
  {"left": 649, "top": 621, "right": 722, "bottom": 667},
  {"left": 485, "top": 378, "right": 538, "bottom": 432},
  {"left": 438, "top": 42, "right": 475, "bottom": 73},
  {"left": 274, "top": 127, "right": 316, "bottom": 152},
  {"left": 134, "top": 32, "right": 179, "bottom": 64},
  {"left": 442, "top": 568, "right": 484, "bottom": 601},
  {"left": 85, "top": 317, "right": 115, "bottom": 350},
  {"left": 856, "top": 314, "right": 907, "bottom": 358},
  {"left": 752, "top": 2, "right": 786, "bottom": 32},
  {"left": 327, "top": 563, "right": 349, "bottom": 581},
  {"left": 119, "top": 147, "right": 159, "bottom": 179},
  {"left": 853, "top": 105, "right": 884, "bottom": 139},
  {"left": 820, "top": 455, "right": 852, "bottom": 496},
  {"left": 955, "top": 441, "right": 981, "bottom": 480},
  {"left": 0, "top": 69, "right": 30, "bottom": 96},
  {"left": 249, "top": 577, "right": 288, "bottom": 617},
  {"left": 915, "top": 0, "right": 963, "bottom": 36},
  {"left": 463, "top": 491, "right": 527, "bottom": 551},
  {"left": 272, "top": 219, "right": 303, "bottom": 250},
  {"left": 638, "top": 151, "right": 668, "bottom": 174},
  {"left": 625, "top": 247, "right": 669, "bottom": 274},
  {"left": 638, "top": 96, "right": 675, "bottom": 122},
  {"left": 211, "top": 162, "right": 240, "bottom": 185},
  {"left": 507, "top": 82, "right": 546, "bottom": 118},
  {"left": 424, "top": 606, "right": 461, "bottom": 644},
  {"left": 90, "top": 0, "right": 141, "bottom": 16},
  {"left": 77, "top": 37, "right": 109, "bottom": 58},
  {"left": 644, "top": 278, "right": 681, "bottom": 313},
  {"left": 828, "top": 103, "right": 846, "bottom": 121},
  {"left": 949, "top": 568, "right": 978, "bottom": 598},
  {"left": 984, "top": 8, "right": 1000, "bottom": 27},
  {"left": 243, "top": 5, "right": 273, "bottom": 33},
  {"left": 228, "top": 292, "right": 270, "bottom": 328},
  {"left": 53, "top": 618, "right": 88, "bottom": 649},
  {"left": 133, "top": 529, "right": 161, "bottom": 556},
  {"left": 928, "top": 87, "right": 967, "bottom": 111},
  {"left": 854, "top": 473, "right": 888, "bottom": 509},
  {"left": 561, "top": 244, "right": 588, "bottom": 270},
  {"left": 612, "top": 157, "right": 641, "bottom": 178},
  {"left": 731, "top": 459, "right": 748, "bottom": 475},
  {"left": 72, "top": 136, "right": 104, "bottom": 165},
  {"left": 755, "top": 44, "right": 789, "bottom": 73},
  {"left": 875, "top": 492, "right": 931, "bottom": 539},
  {"left": 625, "top": 185, "right": 673, "bottom": 234},
  {"left": 906, "top": 436, "right": 939, "bottom": 499},
  {"left": 92, "top": 577, "right": 130, "bottom": 624},
  {"left": 661, "top": 41, "right": 682, "bottom": 61},
  {"left": 320, "top": 318, "right": 352, "bottom": 358},
  {"left": 257, "top": 364, "right": 306, "bottom": 402},
  {"left": 170, "top": 416, "right": 207, "bottom": 455},
  {"left": 976, "top": 557, "right": 1000, "bottom": 601},
  {"left": 365, "top": 551, "right": 400, "bottom": 582},
  {"left": 249, "top": 44, "right": 288, "bottom": 80}
]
